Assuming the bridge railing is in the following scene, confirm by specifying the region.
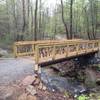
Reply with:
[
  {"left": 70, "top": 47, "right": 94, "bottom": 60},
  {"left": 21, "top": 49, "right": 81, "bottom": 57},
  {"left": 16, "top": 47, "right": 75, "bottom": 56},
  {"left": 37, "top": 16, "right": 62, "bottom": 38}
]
[
  {"left": 14, "top": 41, "right": 35, "bottom": 57},
  {"left": 14, "top": 40, "right": 99, "bottom": 64},
  {"left": 34, "top": 40, "right": 99, "bottom": 64},
  {"left": 13, "top": 40, "right": 60, "bottom": 57}
]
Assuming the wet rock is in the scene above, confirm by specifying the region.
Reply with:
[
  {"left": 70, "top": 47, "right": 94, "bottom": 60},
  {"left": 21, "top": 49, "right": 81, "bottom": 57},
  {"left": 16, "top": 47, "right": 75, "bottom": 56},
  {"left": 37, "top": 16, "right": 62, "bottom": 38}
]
[
  {"left": 96, "top": 78, "right": 100, "bottom": 86},
  {"left": 85, "top": 69, "right": 96, "bottom": 88},
  {"left": 89, "top": 57, "right": 100, "bottom": 64},
  {"left": 42, "top": 67, "right": 58, "bottom": 76},
  {"left": 41, "top": 72, "right": 87, "bottom": 96}
]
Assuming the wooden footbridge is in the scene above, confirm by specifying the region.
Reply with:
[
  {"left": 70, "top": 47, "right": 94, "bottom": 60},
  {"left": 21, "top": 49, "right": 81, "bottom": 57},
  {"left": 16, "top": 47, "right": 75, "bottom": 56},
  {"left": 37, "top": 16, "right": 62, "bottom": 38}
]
[{"left": 14, "top": 39, "right": 100, "bottom": 66}]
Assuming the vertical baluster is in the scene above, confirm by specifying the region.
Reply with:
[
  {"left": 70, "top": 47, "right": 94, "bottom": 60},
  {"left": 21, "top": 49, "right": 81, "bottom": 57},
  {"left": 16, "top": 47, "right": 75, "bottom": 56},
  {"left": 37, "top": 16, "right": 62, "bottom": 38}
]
[
  {"left": 76, "top": 43, "right": 79, "bottom": 54},
  {"left": 92, "top": 42, "right": 94, "bottom": 51},
  {"left": 65, "top": 44, "right": 68, "bottom": 57},
  {"left": 67, "top": 44, "right": 69, "bottom": 56},
  {"left": 35, "top": 45, "right": 39, "bottom": 64},
  {"left": 32, "top": 44, "right": 34, "bottom": 56},
  {"left": 52, "top": 45, "right": 56, "bottom": 60},
  {"left": 86, "top": 42, "right": 88, "bottom": 53}
]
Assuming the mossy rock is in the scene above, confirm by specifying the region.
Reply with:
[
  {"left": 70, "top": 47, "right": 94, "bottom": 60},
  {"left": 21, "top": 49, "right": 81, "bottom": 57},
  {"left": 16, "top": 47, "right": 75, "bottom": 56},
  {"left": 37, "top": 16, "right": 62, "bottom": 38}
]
[{"left": 85, "top": 69, "right": 96, "bottom": 88}]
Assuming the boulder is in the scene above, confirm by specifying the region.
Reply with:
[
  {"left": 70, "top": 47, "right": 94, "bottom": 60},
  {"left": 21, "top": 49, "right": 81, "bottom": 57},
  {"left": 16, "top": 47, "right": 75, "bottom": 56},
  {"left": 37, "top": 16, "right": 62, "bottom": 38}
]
[
  {"left": 26, "top": 85, "right": 37, "bottom": 96},
  {"left": 38, "top": 82, "right": 43, "bottom": 90},
  {"left": 21, "top": 75, "right": 37, "bottom": 86},
  {"left": 34, "top": 78, "right": 40, "bottom": 85},
  {"left": 42, "top": 85, "right": 47, "bottom": 91},
  {"left": 0, "top": 48, "right": 8, "bottom": 57}
]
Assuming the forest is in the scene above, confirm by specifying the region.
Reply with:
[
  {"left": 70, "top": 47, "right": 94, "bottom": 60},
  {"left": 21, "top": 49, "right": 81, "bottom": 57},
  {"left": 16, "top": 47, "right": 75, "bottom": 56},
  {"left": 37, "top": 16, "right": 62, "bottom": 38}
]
[
  {"left": 0, "top": 0, "right": 100, "bottom": 45},
  {"left": 0, "top": 0, "right": 100, "bottom": 100}
]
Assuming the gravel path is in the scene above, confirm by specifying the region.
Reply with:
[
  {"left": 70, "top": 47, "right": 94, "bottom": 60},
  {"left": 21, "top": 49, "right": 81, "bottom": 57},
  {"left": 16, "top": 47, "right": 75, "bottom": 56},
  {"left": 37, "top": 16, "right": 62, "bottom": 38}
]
[{"left": 0, "top": 58, "right": 34, "bottom": 85}]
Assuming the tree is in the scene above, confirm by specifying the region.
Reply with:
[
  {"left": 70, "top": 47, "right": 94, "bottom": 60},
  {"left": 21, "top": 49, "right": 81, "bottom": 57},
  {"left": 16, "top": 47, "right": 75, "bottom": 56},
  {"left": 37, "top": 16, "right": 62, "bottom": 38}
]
[
  {"left": 31, "top": 5, "right": 34, "bottom": 39},
  {"left": 89, "top": 0, "right": 96, "bottom": 39},
  {"left": 34, "top": 0, "right": 38, "bottom": 41},
  {"left": 0, "top": 0, "right": 100, "bottom": 43},
  {"left": 60, "top": 0, "right": 69, "bottom": 39},
  {"left": 83, "top": 6, "right": 91, "bottom": 39},
  {"left": 27, "top": 0, "right": 30, "bottom": 33},
  {"left": 69, "top": 0, "right": 74, "bottom": 39},
  {"left": 22, "top": 0, "right": 26, "bottom": 33}
]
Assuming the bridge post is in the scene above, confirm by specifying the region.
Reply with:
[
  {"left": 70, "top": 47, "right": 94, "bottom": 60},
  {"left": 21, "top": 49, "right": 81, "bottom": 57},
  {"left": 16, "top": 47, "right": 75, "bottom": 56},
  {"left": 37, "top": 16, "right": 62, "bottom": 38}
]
[
  {"left": 35, "top": 45, "right": 39, "bottom": 64},
  {"left": 66, "top": 44, "right": 69, "bottom": 56},
  {"left": 13, "top": 43, "right": 17, "bottom": 58},
  {"left": 34, "top": 64, "right": 41, "bottom": 74}
]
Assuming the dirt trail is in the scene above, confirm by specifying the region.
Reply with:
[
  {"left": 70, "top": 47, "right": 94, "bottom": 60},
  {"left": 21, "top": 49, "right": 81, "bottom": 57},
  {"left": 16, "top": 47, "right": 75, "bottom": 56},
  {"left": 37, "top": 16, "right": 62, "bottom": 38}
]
[{"left": 0, "top": 58, "right": 34, "bottom": 85}]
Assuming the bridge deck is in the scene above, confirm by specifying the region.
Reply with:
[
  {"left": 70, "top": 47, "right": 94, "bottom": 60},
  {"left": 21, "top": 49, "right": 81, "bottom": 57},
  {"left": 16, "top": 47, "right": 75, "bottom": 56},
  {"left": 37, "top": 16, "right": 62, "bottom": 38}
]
[{"left": 14, "top": 39, "right": 99, "bottom": 65}]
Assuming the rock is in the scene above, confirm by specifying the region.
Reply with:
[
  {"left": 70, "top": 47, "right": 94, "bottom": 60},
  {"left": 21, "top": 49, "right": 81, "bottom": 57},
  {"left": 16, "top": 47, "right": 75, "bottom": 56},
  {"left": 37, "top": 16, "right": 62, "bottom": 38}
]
[
  {"left": 34, "top": 78, "right": 40, "bottom": 85},
  {"left": 42, "top": 67, "right": 57, "bottom": 76},
  {"left": 27, "top": 95, "right": 37, "bottom": 100},
  {"left": 21, "top": 75, "right": 36, "bottom": 86},
  {"left": 18, "top": 93, "right": 27, "bottom": 100},
  {"left": 85, "top": 69, "right": 96, "bottom": 87},
  {"left": 38, "top": 82, "right": 43, "bottom": 90},
  {"left": 42, "top": 85, "right": 47, "bottom": 91},
  {"left": 0, "top": 48, "right": 8, "bottom": 57},
  {"left": 26, "top": 85, "right": 37, "bottom": 96}
]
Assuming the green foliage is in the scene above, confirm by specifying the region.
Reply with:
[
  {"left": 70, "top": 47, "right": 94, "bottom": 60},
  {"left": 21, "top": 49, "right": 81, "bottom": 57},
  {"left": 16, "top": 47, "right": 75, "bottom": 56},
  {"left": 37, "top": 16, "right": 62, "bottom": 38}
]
[
  {"left": 0, "top": 34, "right": 13, "bottom": 46},
  {"left": 0, "top": 0, "right": 100, "bottom": 42},
  {"left": 77, "top": 94, "right": 89, "bottom": 100}
]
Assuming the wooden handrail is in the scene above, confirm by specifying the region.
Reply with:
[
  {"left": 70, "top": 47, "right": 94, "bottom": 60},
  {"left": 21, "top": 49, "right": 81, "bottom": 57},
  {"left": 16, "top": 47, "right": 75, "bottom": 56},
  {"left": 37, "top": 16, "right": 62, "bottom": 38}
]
[{"left": 13, "top": 40, "right": 100, "bottom": 64}]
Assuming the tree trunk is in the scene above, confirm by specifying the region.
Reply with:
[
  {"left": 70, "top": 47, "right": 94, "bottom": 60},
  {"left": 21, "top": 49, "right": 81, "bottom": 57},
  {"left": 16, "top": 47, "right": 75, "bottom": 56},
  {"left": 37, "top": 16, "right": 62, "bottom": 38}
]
[
  {"left": 31, "top": 5, "right": 34, "bottom": 40},
  {"left": 22, "top": 0, "right": 26, "bottom": 33},
  {"left": 69, "top": 0, "right": 73, "bottom": 39},
  {"left": 90, "top": 0, "right": 96, "bottom": 39},
  {"left": 84, "top": 7, "right": 91, "bottom": 40},
  {"left": 38, "top": 0, "right": 42, "bottom": 40},
  {"left": 61, "top": 0, "right": 69, "bottom": 39},
  {"left": 34, "top": 0, "right": 38, "bottom": 41},
  {"left": 27, "top": 0, "right": 30, "bottom": 33}
]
